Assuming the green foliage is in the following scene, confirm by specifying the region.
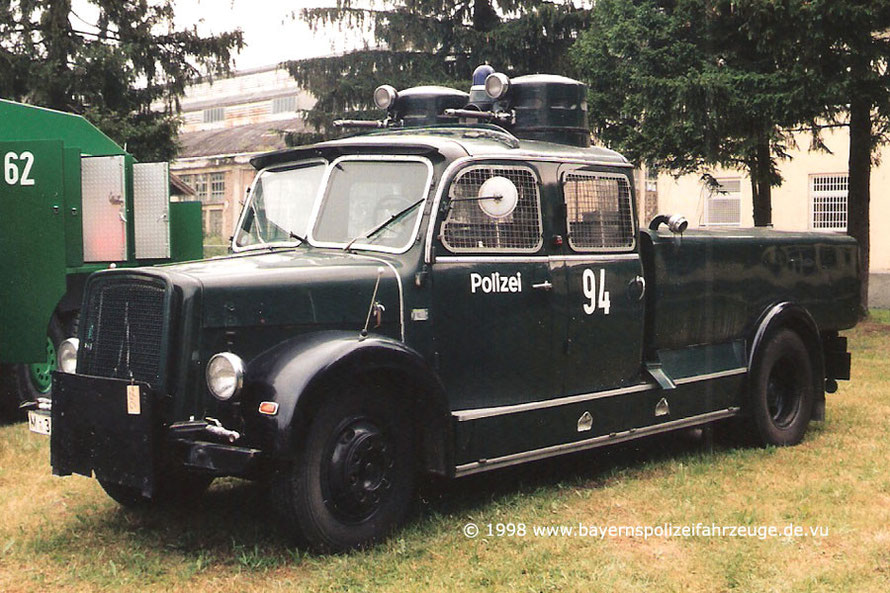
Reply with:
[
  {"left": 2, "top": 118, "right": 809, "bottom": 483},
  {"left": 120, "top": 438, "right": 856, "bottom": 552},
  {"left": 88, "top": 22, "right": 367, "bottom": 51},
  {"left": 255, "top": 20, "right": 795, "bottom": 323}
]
[
  {"left": 285, "top": 1, "right": 592, "bottom": 138},
  {"left": 0, "top": 1, "right": 243, "bottom": 161},
  {"left": 571, "top": 0, "right": 835, "bottom": 225}
]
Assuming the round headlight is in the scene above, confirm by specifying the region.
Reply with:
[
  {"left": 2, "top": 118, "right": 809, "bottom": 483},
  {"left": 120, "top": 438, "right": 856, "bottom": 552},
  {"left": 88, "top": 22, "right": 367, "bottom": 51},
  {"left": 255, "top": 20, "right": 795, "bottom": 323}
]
[
  {"left": 206, "top": 352, "right": 245, "bottom": 401},
  {"left": 57, "top": 338, "right": 79, "bottom": 374},
  {"left": 484, "top": 72, "right": 511, "bottom": 100},
  {"left": 374, "top": 84, "right": 398, "bottom": 110}
]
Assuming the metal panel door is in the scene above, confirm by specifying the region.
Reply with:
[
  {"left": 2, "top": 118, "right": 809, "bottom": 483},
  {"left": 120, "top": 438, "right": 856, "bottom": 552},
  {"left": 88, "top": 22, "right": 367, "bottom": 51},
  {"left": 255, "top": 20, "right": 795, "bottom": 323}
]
[
  {"left": 81, "top": 155, "right": 127, "bottom": 262},
  {"left": 0, "top": 140, "right": 67, "bottom": 363},
  {"left": 133, "top": 162, "right": 171, "bottom": 259}
]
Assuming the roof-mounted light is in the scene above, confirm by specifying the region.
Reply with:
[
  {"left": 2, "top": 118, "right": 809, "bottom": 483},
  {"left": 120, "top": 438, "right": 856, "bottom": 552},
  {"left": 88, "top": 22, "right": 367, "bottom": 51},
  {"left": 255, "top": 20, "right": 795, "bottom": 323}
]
[
  {"left": 484, "top": 72, "right": 511, "bottom": 100},
  {"left": 374, "top": 84, "right": 399, "bottom": 110}
]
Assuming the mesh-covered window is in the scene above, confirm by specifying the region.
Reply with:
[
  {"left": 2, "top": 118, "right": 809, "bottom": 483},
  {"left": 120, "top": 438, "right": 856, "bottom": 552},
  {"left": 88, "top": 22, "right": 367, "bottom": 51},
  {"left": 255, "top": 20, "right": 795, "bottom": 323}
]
[
  {"left": 563, "top": 172, "right": 635, "bottom": 251},
  {"left": 440, "top": 165, "right": 543, "bottom": 252},
  {"left": 811, "top": 174, "right": 848, "bottom": 231},
  {"left": 705, "top": 178, "right": 741, "bottom": 226}
]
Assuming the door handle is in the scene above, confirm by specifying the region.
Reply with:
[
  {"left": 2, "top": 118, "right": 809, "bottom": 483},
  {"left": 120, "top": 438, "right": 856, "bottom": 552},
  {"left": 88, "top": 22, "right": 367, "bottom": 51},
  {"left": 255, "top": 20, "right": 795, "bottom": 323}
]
[{"left": 532, "top": 281, "right": 553, "bottom": 291}]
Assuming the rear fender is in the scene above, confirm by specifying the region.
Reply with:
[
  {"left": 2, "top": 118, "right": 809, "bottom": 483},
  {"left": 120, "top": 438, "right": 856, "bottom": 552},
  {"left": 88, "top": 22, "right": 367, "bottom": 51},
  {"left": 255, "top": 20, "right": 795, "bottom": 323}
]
[
  {"left": 748, "top": 302, "right": 826, "bottom": 421},
  {"left": 242, "top": 331, "right": 452, "bottom": 474}
]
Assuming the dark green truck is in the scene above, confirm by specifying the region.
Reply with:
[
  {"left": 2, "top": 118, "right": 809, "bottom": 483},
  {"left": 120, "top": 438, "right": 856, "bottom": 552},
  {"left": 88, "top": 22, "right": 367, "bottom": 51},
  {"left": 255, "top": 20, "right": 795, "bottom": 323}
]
[{"left": 43, "top": 69, "right": 858, "bottom": 551}]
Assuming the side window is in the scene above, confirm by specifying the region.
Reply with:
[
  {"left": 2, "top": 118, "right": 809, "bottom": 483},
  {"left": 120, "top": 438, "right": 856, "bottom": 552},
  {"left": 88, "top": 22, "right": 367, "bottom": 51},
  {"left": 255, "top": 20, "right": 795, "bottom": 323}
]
[
  {"left": 440, "top": 165, "right": 543, "bottom": 253},
  {"left": 562, "top": 171, "right": 635, "bottom": 251}
]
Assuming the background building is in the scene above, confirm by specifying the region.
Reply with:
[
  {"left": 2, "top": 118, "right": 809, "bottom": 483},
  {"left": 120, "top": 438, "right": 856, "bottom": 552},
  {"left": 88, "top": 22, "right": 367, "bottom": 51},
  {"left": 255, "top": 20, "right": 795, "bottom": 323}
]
[{"left": 172, "top": 65, "right": 315, "bottom": 254}]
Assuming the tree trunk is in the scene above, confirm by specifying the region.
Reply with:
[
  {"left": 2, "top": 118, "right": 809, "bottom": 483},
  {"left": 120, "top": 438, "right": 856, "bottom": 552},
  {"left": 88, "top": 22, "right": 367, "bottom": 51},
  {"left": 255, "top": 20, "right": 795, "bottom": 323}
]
[
  {"left": 751, "top": 135, "right": 773, "bottom": 226},
  {"left": 847, "top": 94, "right": 871, "bottom": 317}
]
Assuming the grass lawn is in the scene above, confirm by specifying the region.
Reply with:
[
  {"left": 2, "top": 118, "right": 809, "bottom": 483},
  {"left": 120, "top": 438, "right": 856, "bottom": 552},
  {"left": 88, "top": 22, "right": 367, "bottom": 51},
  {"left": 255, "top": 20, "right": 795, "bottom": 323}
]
[{"left": 1, "top": 313, "right": 889, "bottom": 592}]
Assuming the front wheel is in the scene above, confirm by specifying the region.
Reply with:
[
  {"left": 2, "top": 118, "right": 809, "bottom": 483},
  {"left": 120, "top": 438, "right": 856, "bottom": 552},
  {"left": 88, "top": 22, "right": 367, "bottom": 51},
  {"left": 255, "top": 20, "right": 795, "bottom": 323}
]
[
  {"left": 747, "top": 328, "right": 816, "bottom": 446},
  {"left": 274, "top": 388, "right": 416, "bottom": 552}
]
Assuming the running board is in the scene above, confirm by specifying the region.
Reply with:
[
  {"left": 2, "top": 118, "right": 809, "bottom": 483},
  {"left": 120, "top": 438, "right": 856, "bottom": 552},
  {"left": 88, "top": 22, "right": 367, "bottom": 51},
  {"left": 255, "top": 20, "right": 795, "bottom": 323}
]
[{"left": 454, "top": 408, "right": 740, "bottom": 477}]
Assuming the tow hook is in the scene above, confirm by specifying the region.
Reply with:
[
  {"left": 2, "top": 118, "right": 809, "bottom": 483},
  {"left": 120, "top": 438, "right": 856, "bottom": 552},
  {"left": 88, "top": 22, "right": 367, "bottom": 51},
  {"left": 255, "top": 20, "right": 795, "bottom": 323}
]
[
  {"left": 19, "top": 397, "right": 52, "bottom": 412},
  {"left": 204, "top": 418, "right": 241, "bottom": 443}
]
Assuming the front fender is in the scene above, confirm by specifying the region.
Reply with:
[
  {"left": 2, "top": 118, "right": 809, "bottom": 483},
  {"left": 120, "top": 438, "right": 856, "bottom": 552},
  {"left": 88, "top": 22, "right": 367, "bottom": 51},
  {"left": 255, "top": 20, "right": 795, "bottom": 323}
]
[{"left": 240, "top": 330, "right": 450, "bottom": 470}]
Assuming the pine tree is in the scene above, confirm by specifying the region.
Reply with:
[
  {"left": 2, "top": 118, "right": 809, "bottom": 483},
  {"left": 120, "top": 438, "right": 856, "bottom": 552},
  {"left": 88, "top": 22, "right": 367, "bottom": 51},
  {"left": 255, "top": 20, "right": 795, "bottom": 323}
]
[
  {"left": 0, "top": 1, "right": 243, "bottom": 161},
  {"left": 284, "top": 0, "right": 592, "bottom": 140},
  {"left": 570, "top": 0, "right": 828, "bottom": 227}
]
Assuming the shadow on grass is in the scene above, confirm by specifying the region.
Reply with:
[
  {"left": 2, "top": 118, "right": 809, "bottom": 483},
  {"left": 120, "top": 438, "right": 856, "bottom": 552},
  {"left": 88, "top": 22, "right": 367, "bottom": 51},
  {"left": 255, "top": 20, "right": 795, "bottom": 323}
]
[{"left": 34, "top": 424, "right": 751, "bottom": 564}]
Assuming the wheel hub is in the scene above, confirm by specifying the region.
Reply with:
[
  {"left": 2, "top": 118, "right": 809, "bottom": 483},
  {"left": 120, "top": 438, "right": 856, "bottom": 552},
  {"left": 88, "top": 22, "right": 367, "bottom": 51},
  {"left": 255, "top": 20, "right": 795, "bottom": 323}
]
[
  {"left": 28, "top": 336, "right": 57, "bottom": 394},
  {"left": 325, "top": 418, "right": 394, "bottom": 522}
]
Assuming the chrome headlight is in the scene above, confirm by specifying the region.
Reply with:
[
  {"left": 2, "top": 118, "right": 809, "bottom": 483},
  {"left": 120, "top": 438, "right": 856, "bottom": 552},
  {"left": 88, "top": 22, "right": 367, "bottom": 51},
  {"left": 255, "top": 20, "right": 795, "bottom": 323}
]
[
  {"left": 57, "top": 338, "right": 79, "bottom": 374},
  {"left": 206, "top": 352, "right": 245, "bottom": 401}
]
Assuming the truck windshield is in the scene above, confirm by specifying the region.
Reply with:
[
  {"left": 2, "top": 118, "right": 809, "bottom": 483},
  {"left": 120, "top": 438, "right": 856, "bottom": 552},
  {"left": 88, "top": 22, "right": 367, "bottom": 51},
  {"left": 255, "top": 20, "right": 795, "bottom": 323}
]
[
  {"left": 312, "top": 159, "right": 431, "bottom": 251},
  {"left": 235, "top": 161, "right": 325, "bottom": 248}
]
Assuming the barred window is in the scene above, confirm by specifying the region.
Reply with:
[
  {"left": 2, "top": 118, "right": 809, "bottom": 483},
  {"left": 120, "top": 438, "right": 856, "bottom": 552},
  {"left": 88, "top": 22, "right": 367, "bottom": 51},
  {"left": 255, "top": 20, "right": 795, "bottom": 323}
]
[
  {"left": 440, "top": 165, "right": 543, "bottom": 253},
  {"left": 203, "top": 107, "right": 225, "bottom": 123},
  {"left": 272, "top": 96, "right": 296, "bottom": 114},
  {"left": 562, "top": 172, "right": 635, "bottom": 251},
  {"left": 811, "top": 174, "right": 848, "bottom": 231},
  {"left": 704, "top": 178, "right": 741, "bottom": 226}
]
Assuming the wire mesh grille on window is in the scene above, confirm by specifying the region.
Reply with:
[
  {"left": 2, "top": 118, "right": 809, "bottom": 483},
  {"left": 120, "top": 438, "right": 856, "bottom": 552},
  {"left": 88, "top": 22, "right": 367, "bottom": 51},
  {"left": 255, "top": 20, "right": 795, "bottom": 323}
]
[
  {"left": 811, "top": 175, "right": 848, "bottom": 231},
  {"left": 441, "top": 166, "right": 543, "bottom": 252},
  {"left": 563, "top": 173, "right": 634, "bottom": 250}
]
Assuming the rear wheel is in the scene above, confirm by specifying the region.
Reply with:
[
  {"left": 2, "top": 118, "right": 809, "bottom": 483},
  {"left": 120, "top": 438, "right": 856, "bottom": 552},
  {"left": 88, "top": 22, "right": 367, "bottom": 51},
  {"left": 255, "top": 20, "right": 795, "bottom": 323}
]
[
  {"left": 747, "top": 328, "right": 815, "bottom": 446},
  {"left": 274, "top": 387, "right": 416, "bottom": 552}
]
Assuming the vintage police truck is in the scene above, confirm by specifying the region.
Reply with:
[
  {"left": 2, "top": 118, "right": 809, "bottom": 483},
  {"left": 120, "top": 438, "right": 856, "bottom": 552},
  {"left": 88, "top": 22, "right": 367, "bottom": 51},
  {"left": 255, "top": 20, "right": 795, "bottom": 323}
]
[
  {"left": 0, "top": 100, "right": 203, "bottom": 421},
  {"left": 44, "top": 67, "right": 858, "bottom": 551}
]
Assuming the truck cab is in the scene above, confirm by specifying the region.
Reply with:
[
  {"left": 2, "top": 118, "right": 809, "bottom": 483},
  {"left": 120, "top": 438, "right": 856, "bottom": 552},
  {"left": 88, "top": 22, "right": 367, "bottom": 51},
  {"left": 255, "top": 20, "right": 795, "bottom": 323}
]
[{"left": 47, "top": 68, "right": 859, "bottom": 552}]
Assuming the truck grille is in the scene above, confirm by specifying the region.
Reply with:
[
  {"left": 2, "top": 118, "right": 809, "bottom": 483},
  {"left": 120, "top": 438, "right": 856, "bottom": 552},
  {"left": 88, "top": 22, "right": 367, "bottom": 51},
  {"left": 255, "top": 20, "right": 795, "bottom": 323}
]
[{"left": 80, "top": 276, "right": 168, "bottom": 386}]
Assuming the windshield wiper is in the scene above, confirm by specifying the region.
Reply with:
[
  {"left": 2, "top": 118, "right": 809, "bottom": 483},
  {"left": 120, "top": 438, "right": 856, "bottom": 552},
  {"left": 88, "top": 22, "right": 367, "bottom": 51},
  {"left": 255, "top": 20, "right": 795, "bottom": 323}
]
[
  {"left": 288, "top": 231, "right": 308, "bottom": 244},
  {"left": 344, "top": 198, "right": 425, "bottom": 252}
]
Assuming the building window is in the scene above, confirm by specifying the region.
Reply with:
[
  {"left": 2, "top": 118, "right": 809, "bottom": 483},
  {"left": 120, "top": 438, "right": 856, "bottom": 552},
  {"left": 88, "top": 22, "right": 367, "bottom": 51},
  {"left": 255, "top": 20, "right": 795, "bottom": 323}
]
[
  {"left": 181, "top": 172, "right": 226, "bottom": 204},
  {"left": 204, "top": 206, "right": 225, "bottom": 239},
  {"left": 272, "top": 96, "right": 296, "bottom": 114},
  {"left": 203, "top": 107, "right": 225, "bottom": 123},
  {"left": 210, "top": 172, "right": 226, "bottom": 203},
  {"left": 704, "top": 178, "right": 741, "bottom": 226},
  {"left": 811, "top": 174, "right": 848, "bottom": 231}
]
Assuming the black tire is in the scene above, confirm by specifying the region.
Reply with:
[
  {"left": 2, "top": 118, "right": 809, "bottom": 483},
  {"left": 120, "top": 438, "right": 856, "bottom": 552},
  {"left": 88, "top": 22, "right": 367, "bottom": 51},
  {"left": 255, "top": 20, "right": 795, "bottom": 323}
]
[
  {"left": 98, "top": 471, "right": 213, "bottom": 509},
  {"left": 274, "top": 386, "right": 416, "bottom": 552},
  {"left": 747, "top": 328, "right": 815, "bottom": 446},
  {"left": 0, "top": 313, "right": 68, "bottom": 422}
]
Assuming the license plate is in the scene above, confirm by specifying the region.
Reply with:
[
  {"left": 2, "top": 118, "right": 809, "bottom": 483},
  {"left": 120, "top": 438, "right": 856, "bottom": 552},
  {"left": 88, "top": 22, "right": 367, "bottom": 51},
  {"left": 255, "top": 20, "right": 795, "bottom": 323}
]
[{"left": 28, "top": 410, "right": 51, "bottom": 436}]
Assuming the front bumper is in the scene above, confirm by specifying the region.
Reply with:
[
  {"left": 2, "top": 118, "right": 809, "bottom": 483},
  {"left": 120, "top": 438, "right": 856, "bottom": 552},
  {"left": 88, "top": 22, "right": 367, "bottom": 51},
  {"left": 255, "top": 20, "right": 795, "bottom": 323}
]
[{"left": 51, "top": 373, "right": 262, "bottom": 497}]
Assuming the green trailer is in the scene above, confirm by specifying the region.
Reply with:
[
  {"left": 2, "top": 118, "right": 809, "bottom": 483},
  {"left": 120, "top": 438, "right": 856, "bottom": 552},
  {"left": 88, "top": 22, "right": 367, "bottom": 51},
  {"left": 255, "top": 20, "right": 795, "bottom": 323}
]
[{"left": 0, "top": 99, "right": 203, "bottom": 419}]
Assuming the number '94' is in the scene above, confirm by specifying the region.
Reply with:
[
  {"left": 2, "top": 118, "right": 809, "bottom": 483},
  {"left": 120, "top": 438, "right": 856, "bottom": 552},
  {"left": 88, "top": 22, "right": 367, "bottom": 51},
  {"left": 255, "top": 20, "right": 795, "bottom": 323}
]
[{"left": 582, "top": 269, "right": 611, "bottom": 315}]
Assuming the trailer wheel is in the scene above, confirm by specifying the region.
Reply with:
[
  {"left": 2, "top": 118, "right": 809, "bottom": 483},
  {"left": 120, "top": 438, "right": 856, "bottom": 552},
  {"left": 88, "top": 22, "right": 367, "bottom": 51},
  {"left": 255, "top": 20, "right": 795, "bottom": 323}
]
[
  {"left": 274, "top": 387, "right": 416, "bottom": 551},
  {"left": 0, "top": 313, "right": 68, "bottom": 421},
  {"left": 747, "top": 328, "right": 815, "bottom": 446}
]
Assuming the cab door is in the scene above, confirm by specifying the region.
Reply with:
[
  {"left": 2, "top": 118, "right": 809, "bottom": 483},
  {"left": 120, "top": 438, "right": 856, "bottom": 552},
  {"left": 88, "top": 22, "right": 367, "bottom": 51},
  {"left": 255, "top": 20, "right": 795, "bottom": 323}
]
[
  {"left": 429, "top": 163, "right": 555, "bottom": 411},
  {"left": 556, "top": 166, "right": 645, "bottom": 394}
]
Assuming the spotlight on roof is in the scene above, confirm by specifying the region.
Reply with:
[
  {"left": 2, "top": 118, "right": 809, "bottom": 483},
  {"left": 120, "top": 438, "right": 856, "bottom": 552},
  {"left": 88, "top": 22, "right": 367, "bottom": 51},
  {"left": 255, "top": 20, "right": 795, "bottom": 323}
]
[{"left": 374, "top": 85, "right": 399, "bottom": 110}]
